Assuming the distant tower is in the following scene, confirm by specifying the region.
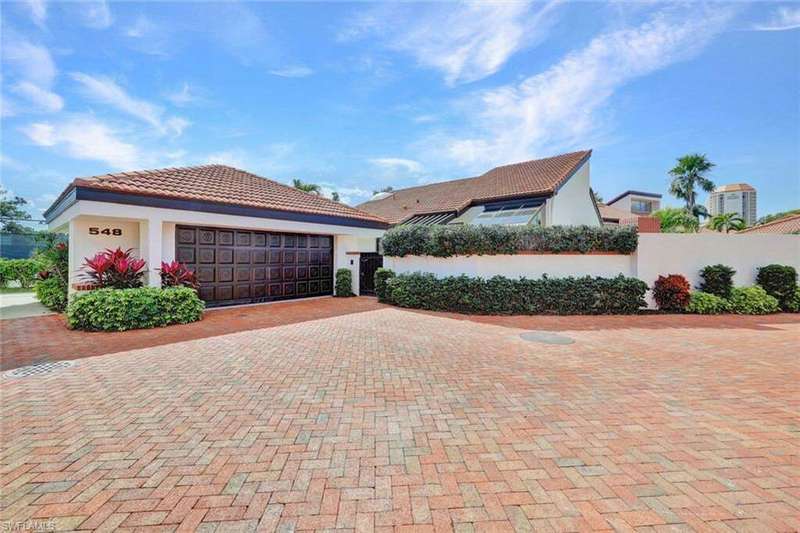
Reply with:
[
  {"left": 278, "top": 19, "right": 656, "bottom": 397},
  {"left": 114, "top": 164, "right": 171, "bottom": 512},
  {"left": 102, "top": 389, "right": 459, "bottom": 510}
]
[{"left": 706, "top": 184, "right": 757, "bottom": 226}]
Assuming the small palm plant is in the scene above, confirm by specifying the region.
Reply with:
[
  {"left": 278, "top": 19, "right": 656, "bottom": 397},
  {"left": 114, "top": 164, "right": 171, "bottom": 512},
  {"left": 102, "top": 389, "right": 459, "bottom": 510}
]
[
  {"left": 709, "top": 213, "right": 746, "bottom": 233},
  {"left": 292, "top": 179, "right": 321, "bottom": 195},
  {"left": 652, "top": 207, "right": 700, "bottom": 233}
]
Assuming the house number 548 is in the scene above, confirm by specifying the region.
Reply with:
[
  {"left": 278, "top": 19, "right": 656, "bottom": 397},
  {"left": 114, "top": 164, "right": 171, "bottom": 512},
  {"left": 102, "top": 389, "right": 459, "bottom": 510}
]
[{"left": 89, "top": 227, "right": 122, "bottom": 236}]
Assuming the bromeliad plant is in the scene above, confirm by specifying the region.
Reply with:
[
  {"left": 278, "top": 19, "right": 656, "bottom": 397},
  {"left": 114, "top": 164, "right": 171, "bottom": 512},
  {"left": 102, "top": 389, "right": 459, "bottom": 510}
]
[
  {"left": 159, "top": 261, "right": 199, "bottom": 289},
  {"left": 82, "top": 247, "right": 146, "bottom": 289}
]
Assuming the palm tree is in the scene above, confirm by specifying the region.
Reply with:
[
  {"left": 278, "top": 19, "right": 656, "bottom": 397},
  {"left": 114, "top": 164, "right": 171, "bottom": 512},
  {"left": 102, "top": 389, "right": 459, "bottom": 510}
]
[
  {"left": 652, "top": 207, "right": 700, "bottom": 233},
  {"left": 709, "top": 213, "right": 746, "bottom": 233},
  {"left": 668, "top": 154, "right": 716, "bottom": 218},
  {"left": 331, "top": 192, "right": 340, "bottom": 202},
  {"left": 292, "top": 179, "right": 321, "bottom": 195}
]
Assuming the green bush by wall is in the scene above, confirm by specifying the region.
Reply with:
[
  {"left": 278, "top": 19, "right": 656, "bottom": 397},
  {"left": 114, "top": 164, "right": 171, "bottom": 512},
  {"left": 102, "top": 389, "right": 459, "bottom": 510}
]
[
  {"left": 785, "top": 287, "right": 800, "bottom": 313},
  {"left": 383, "top": 272, "right": 647, "bottom": 315},
  {"left": 698, "top": 264, "right": 735, "bottom": 299},
  {"left": 373, "top": 268, "right": 395, "bottom": 302},
  {"left": 335, "top": 268, "right": 354, "bottom": 297},
  {"left": 381, "top": 224, "right": 638, "bottom": 258},
  {"left": 727, "top": 286, "right": 780, "bottom": 315},
  {"left": 0, "top": 258, "right": 45, "bottom": 288},
  {"left": 34, "top": 276, "right": 68, "bottom": 312},
  {"left": 685, "top": 291, "right": 731, "bottom": 314},
  {"left": 67, "top": 287, "right": 204, "bottom": 331},
  {"left": 756, "top": 264, "right": 797, "bottom": 311}
]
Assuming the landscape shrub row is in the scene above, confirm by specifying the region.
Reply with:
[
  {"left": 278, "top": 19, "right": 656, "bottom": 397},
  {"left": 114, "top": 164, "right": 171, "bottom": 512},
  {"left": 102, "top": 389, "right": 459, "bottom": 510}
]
[
  {"left": 335, "top": 268, "right": 354, "bottom": 297},
  {"left": 67, "top": 287, "right": 204, "bottom": 331},
  {"left": 0, "top": 258, "right": 45, "bottom": 288},
  {"left": 381, "top": 224, "right": 638, "bottom": 258},
  {"left": 33, "top": 242, "right": 70, "bottom": 311},
  {"left": 379, "top": 271, "right": 647, "bottom": 315}
]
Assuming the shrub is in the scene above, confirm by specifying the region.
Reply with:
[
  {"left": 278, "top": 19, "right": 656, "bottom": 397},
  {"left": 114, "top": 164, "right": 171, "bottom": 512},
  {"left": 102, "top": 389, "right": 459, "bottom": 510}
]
[
  {"left": 374, "top": 268, "right": 395, "bottom": 302},
  {"left": 756, "top": 264, "right": 797, "bottom": 310},
  {"left": 32, "top": 242, "right": 69, "bottom": 311},
  {"left": 784, "top": 287, "right": 800, "bottom": 313},
  {"left": 33, "top": 275, "right": 68, "bottom": 312},
  {"left": 0, "top": 258, "right": 45, "bottom": 288},
  {"left": 686, "top": 291, "right": 730, "bottom": 314},
  {"left": 728, "top": 286, "right": 779, "bottom": 315},
  {"left": 82, "top": 248, "right": 146, "bottom": 289},
  {"left": 67, "top": 287, "right": 204, "bottom": 331},
  {"left": 159, "top": 261, "right": 199, "bottom": 289},
  {"left": 380, "top": 224, "right": 638, "bottom": 258},
  {"left": 698, "top": 264, "right": 735, "bottom": 299},
  {"left": 652, "top": 274, "right": 691, "bottom": 312},
  {"left": 335, "top": 268, "right": 354, "bottom": 297},
  {"left": 382, "top": 273, "right": 647, "bottom": 315}
]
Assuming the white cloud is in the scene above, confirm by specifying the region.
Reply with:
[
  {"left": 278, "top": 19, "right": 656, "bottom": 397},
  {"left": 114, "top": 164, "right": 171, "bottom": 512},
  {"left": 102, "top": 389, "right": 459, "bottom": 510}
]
[
  {"left": 0, "top": 154, "right": 28, "bottom": 171},
  {"left": 369, "top": 158, "right": 423, "bottom": 173},
  {"left": 12, "top": 81, "right": 63, "bottom": 113},
  {"left": 71, "top": 73, "right": 189, "bottom": 136},
  {"left": 439, "top": 6, "right": 736, "bottom": 169},
  {"left": 206, "top": 150, "right": 248, "bottom": 168},
  {"left": 126, "top": 14, "right": 153, "bottom": 38},
  {"left": 21, "top": 115, "right": 141, "bottom": 169},
  {"left": 753, "top": 6, "right": 800, "bottom": 31},
  {"left": 339, "top": 1, "right": 562, "bottom": 85},
  {"left": 166, "top": 82, "right": 200, "bottom": 106},
  {"left": 80, "top": 0, "right": 112, "bottom": 29},
  {"left": 1, "top": 34, "right": 57, "bottom": 88},
  {"left": 24, "top": 0, "right": 47, "bottom": 27},
  {"left": 269, "top": 66, "right": 314, "bottom": 78},
  {"left": 319, "top": 184, "right": 371, "bottom": 205}
]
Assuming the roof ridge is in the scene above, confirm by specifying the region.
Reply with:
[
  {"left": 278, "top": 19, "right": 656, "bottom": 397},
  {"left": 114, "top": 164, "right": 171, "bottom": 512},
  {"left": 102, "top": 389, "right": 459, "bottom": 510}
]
[{"left": 739, "top": 213, "right": 800, "bottom": 232}]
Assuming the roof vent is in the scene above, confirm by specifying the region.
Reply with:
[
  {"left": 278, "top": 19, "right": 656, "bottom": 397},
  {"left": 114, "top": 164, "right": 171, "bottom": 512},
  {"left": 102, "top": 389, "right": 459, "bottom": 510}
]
[{"left": 371, "top": 192, "right": 394, "bottom": 201}]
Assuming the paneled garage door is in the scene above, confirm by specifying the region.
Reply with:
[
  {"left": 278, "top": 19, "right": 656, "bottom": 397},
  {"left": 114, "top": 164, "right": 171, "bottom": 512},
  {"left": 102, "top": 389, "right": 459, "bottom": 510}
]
[{"left": 175, "top": 225, "right": 333, "bottom": 307}]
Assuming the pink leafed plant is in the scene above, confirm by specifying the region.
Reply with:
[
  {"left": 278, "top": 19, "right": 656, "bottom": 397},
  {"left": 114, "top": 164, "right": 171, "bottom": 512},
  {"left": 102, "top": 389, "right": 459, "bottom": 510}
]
[
  {"left": 82, "top": 248, "right": 146, "bottom": 289},
  {"left": 159, "top": 260, "right": 199, "bottom": 289}
]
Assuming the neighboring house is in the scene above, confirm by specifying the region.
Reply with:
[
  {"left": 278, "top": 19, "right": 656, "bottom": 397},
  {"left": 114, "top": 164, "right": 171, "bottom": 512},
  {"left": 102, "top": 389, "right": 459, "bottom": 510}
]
[
  {"left": 706, "top": 183, "right": 757, "bottom": 226},
  {"left": 596, "top": 203, "right": 638, "bottom": 225},
  {"left": 357, "top": 150, "right": 601, "bottom": 228},
  {"left": 44, "top": 165, "right": 388, "bottom": 306},
  {"left": 605, "top": 190, "right": 661, "bottom": 216},
  {"left": 737, "top": 213, "right": 800, "bottom": 234}
]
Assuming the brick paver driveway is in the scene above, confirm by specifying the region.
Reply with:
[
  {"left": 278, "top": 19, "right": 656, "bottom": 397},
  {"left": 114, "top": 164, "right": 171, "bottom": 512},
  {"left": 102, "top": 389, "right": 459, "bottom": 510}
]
[{"left": 2, "top": 306, "right": 799, "bottom": 532}]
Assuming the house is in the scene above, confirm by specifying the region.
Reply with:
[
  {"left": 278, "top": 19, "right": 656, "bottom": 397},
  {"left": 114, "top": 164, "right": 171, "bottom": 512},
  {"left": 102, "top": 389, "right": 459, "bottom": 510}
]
[
  {"left": 604, "top": 190, "right": 661, "bottom": 216},
  {"left": 357, "top": 150, "right": 601, "bottom": 228},
  {"left": 738, "top": 214, "right": 800, "bottom": 234},
  {"left": 44, "top": 165, "right": 388, "bottom": 306}
]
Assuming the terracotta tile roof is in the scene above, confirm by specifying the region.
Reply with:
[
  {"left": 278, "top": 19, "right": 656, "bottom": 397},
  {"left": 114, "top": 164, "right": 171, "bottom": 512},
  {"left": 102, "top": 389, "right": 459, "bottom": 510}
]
[
  {"left": 714, "top": 183, "right": 755, "bottom": 193},
  {"left": 357, "top": 150, "right": 591, "bottom": 224},
  {"left": 738, "top": 214, "right": 800, "bottom": 234},
  {"left": 49, "top": 165, "right": 388, "bottom": 225}
]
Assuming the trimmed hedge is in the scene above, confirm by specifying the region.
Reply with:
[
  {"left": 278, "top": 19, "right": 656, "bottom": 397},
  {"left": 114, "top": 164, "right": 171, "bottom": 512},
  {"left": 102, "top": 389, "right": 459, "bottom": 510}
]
[
  {"left": 335, "top": 268, "right": 354, "bottom": 297},
  {"left": 728, "top": 286, "right": 779, "bottom": 315},
  {"left": 381, "top": 225, "right": 638, "bottom": 258},
  {"left": 383, "top": 272, "right": 647, "bottom": 315},
  {"left": 67, "top": 287, "right": 204, "bottom": 331},
  {"left": 698, "top": 264, "right": 735, "bottom": 299},
  {"left": 785, "top": 287, "right": 800, "bottom": 313},
  {"left": 34, "top": 276, "right": 68, "bottom": 312},
  {"left": 686, "top": 291, "right": 731, "bottom": 314},
  {"left": 0, "top": 258, "right": 45, "bottom": 288},
  {"left": 374, "top": 268, "right": 395, "bottom": 302},
  {"left": 756, "top": 264, "right": 797, "bottom": 310}
]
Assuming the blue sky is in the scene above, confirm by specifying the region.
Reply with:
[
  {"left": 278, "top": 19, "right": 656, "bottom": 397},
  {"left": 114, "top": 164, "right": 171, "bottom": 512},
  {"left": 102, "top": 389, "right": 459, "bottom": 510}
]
[{"left": 1, "top": 1, "right": 798, "bottom": 222}]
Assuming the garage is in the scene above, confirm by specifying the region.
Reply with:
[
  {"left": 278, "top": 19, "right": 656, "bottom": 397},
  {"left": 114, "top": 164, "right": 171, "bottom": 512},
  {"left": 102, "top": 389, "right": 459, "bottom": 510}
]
[{"left": 176, "top": 225, "right": 333, "bottom": 307}]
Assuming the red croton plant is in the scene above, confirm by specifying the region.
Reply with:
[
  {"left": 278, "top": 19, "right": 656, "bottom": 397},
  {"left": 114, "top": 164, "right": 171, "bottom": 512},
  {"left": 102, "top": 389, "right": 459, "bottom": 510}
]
[
  {"left": 159, "top": 261, "right": 199, "bottom": 289},
  {"left": 82, "top": 248, "right": 147, "bottom": 289}
]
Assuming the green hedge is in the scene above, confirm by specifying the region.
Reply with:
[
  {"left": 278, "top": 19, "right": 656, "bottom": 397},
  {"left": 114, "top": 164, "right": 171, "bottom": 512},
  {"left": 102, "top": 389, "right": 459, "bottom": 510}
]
[
  {"left": 686, "top": 291, "right": 731, "bottom": 314},
  {"left": 728, "top": 287, "right": 779, "bottom": 315},
  {"left": 382, "top": 271, "right": 647, "bottom": 315},
  {"left": 67, "top": 287, "right": 204, "bottom": 331},
  {"left": 756, "top": 264, "right": 797, "bottom": 310},
  {"left": 381, "top": 224, "right": 638, "bottom": 258},
  {"left": 0, "top": 258, "right": 45, "bottom": 288},
  {"left": 34, "top": 276, "right": 68, "bottom": 312},
  {"left": 335, "top": 268, "right": 354, "bottom": 297},
  {"left": 374, "top": 268, "right": 395, "bottom": 302},
  {"left": 785, "top": 287, "right": 800, "bottom": 313}
]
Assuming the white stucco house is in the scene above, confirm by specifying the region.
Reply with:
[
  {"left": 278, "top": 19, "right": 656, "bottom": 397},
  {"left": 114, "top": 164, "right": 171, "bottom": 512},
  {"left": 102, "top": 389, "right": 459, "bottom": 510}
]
[{"left": 45, "top": 150, "right": 606, "bottom": 307}]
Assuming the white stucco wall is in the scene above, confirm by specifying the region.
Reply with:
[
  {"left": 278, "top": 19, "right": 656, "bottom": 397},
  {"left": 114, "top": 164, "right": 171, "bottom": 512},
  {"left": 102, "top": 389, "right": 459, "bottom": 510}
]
[
  {"left": 335, "top": 236, "right": 379, "bottom": 295},
  {"left": 547, "top": 162, "right": 601, "bottom": 227},
  {"left": 68, "top": 216, "right": 141, "bottom": 288},
  {"left": 385, "top": 233, "right": 800, "bottom": 309}
]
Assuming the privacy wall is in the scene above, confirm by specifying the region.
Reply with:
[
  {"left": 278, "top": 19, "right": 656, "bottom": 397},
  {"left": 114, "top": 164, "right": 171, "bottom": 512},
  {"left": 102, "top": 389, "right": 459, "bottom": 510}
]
[{"left": 384, "top": 233, "right": 800, "bottom": 308}]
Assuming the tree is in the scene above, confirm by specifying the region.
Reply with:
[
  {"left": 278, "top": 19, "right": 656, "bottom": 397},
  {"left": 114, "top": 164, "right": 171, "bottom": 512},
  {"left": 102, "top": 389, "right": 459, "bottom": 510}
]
[
  {"left": 372, "top": 186, "right": 394, "bottom": 195},
  {"left": 652, "top": 207, "right": 700, "bottom": 233},
  {"left": 331, "top": 192, "right": 340, "bottom": 202},
  {"left": 0, "top": 188, "right": 33, "bottom": 233},
  {"left": 591, "top": 190, "right": 603, "bottom": 203},
  {"left": 668, "top": 154, "right": 716, "bottom": 219},
  {"left": 709, "top": 213, "right": 746, "bottom": 233},
  {"left": 292, "top": 179, "right": 321, "bottom": 195}
]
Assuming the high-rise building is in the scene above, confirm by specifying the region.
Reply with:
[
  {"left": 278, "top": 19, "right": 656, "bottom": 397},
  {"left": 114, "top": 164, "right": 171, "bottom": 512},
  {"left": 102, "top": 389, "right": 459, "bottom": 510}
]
[{"left": 706, "top": 184, "right": 757, "bottom": 226}]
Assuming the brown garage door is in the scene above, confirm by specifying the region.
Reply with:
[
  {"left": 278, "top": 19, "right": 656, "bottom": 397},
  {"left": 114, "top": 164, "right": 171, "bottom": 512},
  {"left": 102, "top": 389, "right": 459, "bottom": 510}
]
[{"left": 175, "top": 225, "right": 333, "bottom": 307}]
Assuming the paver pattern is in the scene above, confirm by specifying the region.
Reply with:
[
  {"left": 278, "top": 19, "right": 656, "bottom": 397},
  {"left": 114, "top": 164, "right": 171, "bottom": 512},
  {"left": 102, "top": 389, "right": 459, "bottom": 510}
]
[{"left": 1, "top": 307, "right": 799, "bottom": 531}]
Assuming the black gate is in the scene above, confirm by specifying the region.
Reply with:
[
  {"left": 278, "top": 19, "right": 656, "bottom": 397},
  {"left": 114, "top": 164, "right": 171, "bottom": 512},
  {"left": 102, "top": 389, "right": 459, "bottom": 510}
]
[{"left": 359, "top": 253, "right": 383, "bottom": 296}]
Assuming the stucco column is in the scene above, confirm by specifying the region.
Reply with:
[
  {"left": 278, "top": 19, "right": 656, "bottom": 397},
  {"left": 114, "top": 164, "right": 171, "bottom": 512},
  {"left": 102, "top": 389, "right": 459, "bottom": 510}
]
[
  {"left": 68, "top": 219, "right": 79, "bottom": 293},
  {"left": 139, "top": 218, "right": 163, "bottom": 287}
]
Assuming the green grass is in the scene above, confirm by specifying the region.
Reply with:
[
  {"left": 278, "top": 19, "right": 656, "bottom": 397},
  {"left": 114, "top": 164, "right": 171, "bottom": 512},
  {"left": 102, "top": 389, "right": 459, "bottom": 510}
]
[{"left": 0, "top": 287, "right": 34, "bottom": 294}]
